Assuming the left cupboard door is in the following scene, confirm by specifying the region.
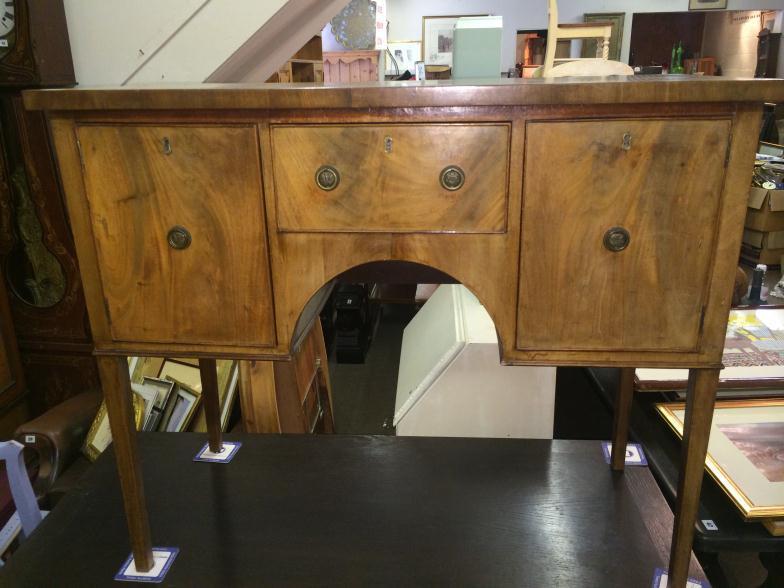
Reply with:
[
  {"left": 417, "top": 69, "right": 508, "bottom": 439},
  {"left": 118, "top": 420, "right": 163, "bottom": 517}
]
[{"left": 77, "top": 125, "right": 275, "bottom": 347}]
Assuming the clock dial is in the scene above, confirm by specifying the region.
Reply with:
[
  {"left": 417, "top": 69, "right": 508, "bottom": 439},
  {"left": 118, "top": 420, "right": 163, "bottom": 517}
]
[{"left": 0, "top": 1, "right": 14, "bottom": 37}]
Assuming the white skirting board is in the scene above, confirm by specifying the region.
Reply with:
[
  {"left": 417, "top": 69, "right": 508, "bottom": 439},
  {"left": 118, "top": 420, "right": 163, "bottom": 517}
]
[{"left": 394, "top": 285, "right": 555, "bottom": 439}]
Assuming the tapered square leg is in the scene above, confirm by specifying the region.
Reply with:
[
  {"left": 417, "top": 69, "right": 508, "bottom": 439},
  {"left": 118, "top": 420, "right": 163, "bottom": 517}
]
[
  {"left": 668, "top": 367, "right": 719, "bottom": 587},
  {"left": 610, "top": 367, "right": 635, "bottom": 471},
  {"left": 96, "top": 355, "right": 154, "bottom": 572},
  {"left": 198, "top": 358, "right": 223, "bottom": 453}
]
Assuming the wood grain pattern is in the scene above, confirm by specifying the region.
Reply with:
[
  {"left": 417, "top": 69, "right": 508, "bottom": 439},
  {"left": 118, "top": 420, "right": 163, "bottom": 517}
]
[
  {"left": 22, "top": 77, "right": 784, "bottom": 112},
  {"left": 271, "top": 123, "right": 509, "bottom": 233},
  {"left": 198, "top": 358, "right": 222, "bottom": 453},
  {"left": 668, "top": 368, "right": 719, "bottom": 586},
  {"left": 518, "top": 118, "right": 730, "bottom": 352},
  {"left": 238, "top": 360, "right": 279, "bottom": 433},
  {"left": 610, "top": 367, "right": 634, "bottom": 470},
  {"left": 77, "top": 124, "right": 275, "bottom": 347},
  {"left": 96, "top": 355, "right": 153, "bottom": 572}
]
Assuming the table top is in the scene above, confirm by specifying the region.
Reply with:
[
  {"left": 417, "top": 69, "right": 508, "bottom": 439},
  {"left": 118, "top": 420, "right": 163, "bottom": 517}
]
[
  {"left": 23, "top": 76, "right": 784, "bottom": 111},
  {"left": 589, "top": 367, "right": 784, "bottom": 553},
  {"left": 2, "top": 434, "right": 704, "bottom": 586}
]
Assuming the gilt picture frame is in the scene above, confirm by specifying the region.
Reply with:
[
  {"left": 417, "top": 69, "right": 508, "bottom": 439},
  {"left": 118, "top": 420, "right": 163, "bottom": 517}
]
[
  {"left": 656, "top": 398, "right": 784, "bottom": 519},
  {"left": 689, "top": 0, "right": 728, "bottom": 10}
]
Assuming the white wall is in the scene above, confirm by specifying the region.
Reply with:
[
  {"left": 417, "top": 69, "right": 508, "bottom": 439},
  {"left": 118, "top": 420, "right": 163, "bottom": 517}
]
[
  {"left": 703, "top": 11, "right": 767, "bottom": 77},
  {"left": 387, "top": 0, "right": 784, "bottom": 72},
  {"left": 63, "top": 0, "right": 288, "bottom": 85}
]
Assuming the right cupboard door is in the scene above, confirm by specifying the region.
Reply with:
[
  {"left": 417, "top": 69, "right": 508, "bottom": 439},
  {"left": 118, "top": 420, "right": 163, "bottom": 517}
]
[{"left": 517, "top": 118, "right": 731, "bottom": 352}]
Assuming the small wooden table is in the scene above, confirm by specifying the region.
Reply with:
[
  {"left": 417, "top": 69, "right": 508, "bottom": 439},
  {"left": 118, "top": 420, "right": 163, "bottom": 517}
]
[
  {"left": 2, "top": 434, "right": 705, "bottom": 586},
  {"left": 22, "top": 77, "right": 784, "bottom": 585}
]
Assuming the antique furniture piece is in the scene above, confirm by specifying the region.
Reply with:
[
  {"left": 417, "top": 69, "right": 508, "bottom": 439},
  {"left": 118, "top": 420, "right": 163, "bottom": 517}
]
[
  {"left": 542, "top": 0, "right": 612, "bottom": 76},
  {"left": 322, "top": 50, "right": 380, "bottom": 83},
  {"left": 265, "top": 35, "right": 324, "bottom": 84},
  {"left": 0, "top": 0, "right": 97, "bottom": 423},
  {"left": 756, "top": 29, "right": 781, "bottom": 79},
  {"left": 24, "top": 76, "right": 783, "bottom": 586}
]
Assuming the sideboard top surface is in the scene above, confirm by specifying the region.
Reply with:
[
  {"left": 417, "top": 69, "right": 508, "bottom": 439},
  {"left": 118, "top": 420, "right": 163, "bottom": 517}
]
[{"left": 23, "top": 76, "right": 784, "bottom": 111}]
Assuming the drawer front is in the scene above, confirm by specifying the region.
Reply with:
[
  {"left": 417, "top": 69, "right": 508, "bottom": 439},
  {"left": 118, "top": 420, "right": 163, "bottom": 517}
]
[
  {"left": 517, "top": 118, "right": 731, "bottom": 352},
  {"left": 78, "top": 125, "right": 275, "bottom": 347},
  {"left": 271, "top": 123, "right": 510, "bottom": 233}
]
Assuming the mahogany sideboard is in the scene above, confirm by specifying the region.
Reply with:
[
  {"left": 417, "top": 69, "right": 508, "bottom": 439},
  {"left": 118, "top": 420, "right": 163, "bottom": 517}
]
[{"left": 24, "top": 77, "right": 784, "bottom": 586}]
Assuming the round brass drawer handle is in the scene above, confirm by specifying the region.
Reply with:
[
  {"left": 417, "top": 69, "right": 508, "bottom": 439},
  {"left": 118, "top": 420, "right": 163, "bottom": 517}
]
[
  {"left": 440, "top": 165, "right": 465, "bottom": 191},
  {"left": 167, "top": 226, "right": 192, "bottom": 250},
  {"left": 315, "top": 165, "right": 340, "bottom": 191},
  {"left": 603, "top": 226, "right": 630, "bottom": 252}
]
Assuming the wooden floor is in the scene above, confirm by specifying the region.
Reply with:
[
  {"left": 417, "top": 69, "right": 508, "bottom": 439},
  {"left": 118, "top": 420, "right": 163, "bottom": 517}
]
[{"left": 2, "top": 433, "right": 704, "bottom": 586}]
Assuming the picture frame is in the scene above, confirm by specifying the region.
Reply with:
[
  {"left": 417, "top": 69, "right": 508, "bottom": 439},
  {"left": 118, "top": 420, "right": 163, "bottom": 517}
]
[
  {"left": 688, "top": 0, "right": 728, "bottom": 10},
  {"left": 580, "top": 13, "right": 625, "bottom": 61},
  {"left": 140, "top": 377, "right": 175, "bottom": 431},
  {"left": 82, "top": 394, "right": 145, "bottom": 462},
  {"left": 422, "top": 15, "right": 486, "bottom": 67},
  {"left": 656, "top": 398, "right": 784, "bottom": 519},
  {"left": 163, "top": 378, "right": 201, "bottom": 433},
  {"left": 385, "top": 40, "right": 422, "bottom": 75}
]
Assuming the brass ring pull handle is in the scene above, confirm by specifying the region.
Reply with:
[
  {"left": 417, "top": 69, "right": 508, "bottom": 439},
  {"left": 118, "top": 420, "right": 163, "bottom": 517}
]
[
  {"left": 440, "top": 166, "right": 465, "bottom": 191},
  {"left": 167, "top": 226, "right": 192, "bottom": 250},
  {"left": 603, "top": 226, "right": 630, "bottom": 252},
  {"left": 315, "top": 165, "right": 340, "bottom": 191}
]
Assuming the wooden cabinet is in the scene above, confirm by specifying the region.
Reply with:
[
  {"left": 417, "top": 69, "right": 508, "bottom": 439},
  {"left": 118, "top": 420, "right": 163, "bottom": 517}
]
[
  {"left": 323, "top": 50, "right": 379, "bottom": 83},
  {"left": 77, "top": 124, "right": 275, "bottom": 347},
  {"left": 271, "top": 123, "right": 509, "bottom": 233},
  {"left": 518, "top": 118, "right": 731, "bottom": 352}
]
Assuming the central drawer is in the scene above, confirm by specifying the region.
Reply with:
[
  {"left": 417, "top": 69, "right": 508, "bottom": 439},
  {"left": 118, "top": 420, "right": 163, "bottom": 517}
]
[{"left": 270, "top": 123, "right": 510, "bottom": 233}]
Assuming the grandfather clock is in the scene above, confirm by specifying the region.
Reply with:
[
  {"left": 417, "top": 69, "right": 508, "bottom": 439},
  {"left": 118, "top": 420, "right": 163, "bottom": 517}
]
[{"left": 0, "top": 0, "right": 99, "bottom": 423}]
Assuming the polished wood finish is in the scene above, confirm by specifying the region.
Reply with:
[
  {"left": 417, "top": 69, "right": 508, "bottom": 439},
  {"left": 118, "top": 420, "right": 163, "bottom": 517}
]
[
  {"left": 0, "top": 0, "right": 74, "bottom": 87},
  {"left": 198, "top": 359, "right": 222, "bottom": 453},
  {"left": 271, "top": 123, "right": 509, "bottom": 233},
  {"left": 25, "top": 78, "right": 784, "bottom": 586},
  {"left": 519, "top": 118, "right": 729, "bottom": 352},
  {"left": 0, "top": 93, "right": 97, "bottom": 415},
  {"left": 77, "top": 124, "right": 275, "bottom": 347},
  {"left": 2, "top": 436, "right": 706, "bottom": 587},
  {"left": 669, "top": 368, "right": 720, "bottom": 587},
  {"left": 610, "top": 367, "right": 634, "bottom": 471},
  {"left": 239, "top": 319, "right": 334, "bottom": 434},
  {"left": 96, "top": 355, "right": 153, "bottom": 572},
  {"left": 322, "top": 50, "right": 380, "bottom": 83},
  {"left": 23, "top": 78, "right": 784, "bottom": 111},
  {"left": 0, "top": 269, "right": 25, "bottom": 418}
]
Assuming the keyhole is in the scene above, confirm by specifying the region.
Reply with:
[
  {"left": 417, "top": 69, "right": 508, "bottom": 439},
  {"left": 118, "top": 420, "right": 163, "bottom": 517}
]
[
  {"left": 162, "top": 137, "right": 172, "bottom": 155},
  {"left": 621, "top": 132, "right": 632, "bottom": 151},
  {"left": 384, "top": 136, "right": 393, "bottom": 153}
]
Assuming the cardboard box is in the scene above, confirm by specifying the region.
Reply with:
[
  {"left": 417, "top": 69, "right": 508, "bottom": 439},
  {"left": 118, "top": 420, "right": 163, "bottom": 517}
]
[
  {"left": 742, "top": 228, "right": 784, "bottom": 250},
  {"left": 746, "top": 186, "right": 784, "bottom": 232},
  {"left": 740, "top": 242, "right": 784, "bottom": 267}
]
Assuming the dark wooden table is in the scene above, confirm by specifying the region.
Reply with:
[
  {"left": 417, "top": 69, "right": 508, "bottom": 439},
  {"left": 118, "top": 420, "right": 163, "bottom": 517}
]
[
  {"left": 588, "top": 368, "right": 784, "bottom": 585},
  {"left": 1, "top": 434, "right": 704, "bottom": 586}
]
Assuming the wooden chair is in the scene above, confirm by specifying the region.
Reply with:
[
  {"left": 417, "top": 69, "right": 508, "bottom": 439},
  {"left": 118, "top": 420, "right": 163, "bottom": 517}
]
[{"left": 542, "top": 0, "right": 613, "bottom": 77}]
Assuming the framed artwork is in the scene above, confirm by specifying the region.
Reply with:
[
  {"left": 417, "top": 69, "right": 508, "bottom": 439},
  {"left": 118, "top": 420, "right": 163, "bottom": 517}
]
[
  {"left": 163, "top": 378, "right": 201, "bottom": 433},
  {"left": 140, "top": 377, "right": 175, "bottom": 431},
  {"left": 386, "top": 41, "right": 422, "bottom": 75},
  {"left": 689, "top": 0, "right": 728, "bottom": 10},
  {"left": 580, "top": 13, "right": 625, "bottom": 61},
  {"left": 422, "top": 15, "right": 485, "bottom": 67},
  {"left": 82, "top": 394, "right": 145, "bottom": 462},
  {"left": 656, "top": 398, "right": 784, "bottom": 519}
]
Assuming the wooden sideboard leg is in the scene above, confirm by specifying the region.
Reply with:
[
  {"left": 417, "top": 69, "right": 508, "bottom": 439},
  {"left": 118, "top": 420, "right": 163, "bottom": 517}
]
[
  {"left": 97, "top": 355, "right": 154, "bottom": 572},
  {"left": 610, "top": 367, "right": 635, "bottom": 471},
  {"left": 198, "top": 358, "right": 223, "bottom": 453},
  {"left": 668, "top": 367, "right": 719, "bottom": 587}
]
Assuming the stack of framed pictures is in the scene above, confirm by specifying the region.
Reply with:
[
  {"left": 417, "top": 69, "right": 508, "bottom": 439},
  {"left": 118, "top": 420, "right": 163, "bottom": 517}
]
[
  {"left": 82, "top": 357, "right": 240, "bottom": 461},
  {"left": 656, "top": 398, "right": 784, "bottom": 535}
]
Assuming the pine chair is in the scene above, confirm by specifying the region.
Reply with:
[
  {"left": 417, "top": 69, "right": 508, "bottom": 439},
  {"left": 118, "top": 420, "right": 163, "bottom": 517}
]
[{"left": 542, "top": 0, "right": 613, "bottom": 77}]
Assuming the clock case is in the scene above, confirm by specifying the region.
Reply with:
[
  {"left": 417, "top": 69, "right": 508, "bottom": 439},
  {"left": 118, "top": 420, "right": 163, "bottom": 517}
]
[{"left": 0, "top": 0, "right": 74, "bottom": 87}]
